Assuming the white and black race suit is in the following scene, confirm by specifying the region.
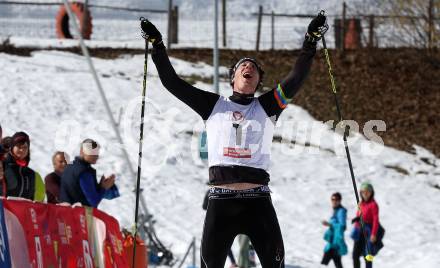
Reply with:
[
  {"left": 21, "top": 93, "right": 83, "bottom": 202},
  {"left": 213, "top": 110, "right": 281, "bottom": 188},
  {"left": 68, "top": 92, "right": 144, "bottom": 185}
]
[{"left": 151, "top": 39, "right": 317, "bottom": 268}]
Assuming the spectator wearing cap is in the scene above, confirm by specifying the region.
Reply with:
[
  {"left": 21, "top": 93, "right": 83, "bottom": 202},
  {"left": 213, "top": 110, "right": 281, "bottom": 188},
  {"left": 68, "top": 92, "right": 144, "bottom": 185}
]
[
  {"left": 59, "top": 139, "right": 119, "bottom": 208},
  {"left": 1, "top": 132, "right": 45, "bottom": 201},
  {"left": 45, "top": 151, "right": 69, "bottom": 204},
  {"left": 351, "top": 182, "right": 383, "bottom": 268}
]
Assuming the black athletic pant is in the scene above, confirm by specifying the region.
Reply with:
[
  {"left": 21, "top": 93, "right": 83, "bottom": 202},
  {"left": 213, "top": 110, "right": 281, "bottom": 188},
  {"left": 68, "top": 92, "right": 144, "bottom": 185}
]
[
  {"left": 201, "top": 188, "right": 284, "bottom": 268},
  {"left": 321, "top": 248, "right": 343, "bottom": 268},
  {"left": 353, "top": 239, "right": 372, "bottom": 268}
]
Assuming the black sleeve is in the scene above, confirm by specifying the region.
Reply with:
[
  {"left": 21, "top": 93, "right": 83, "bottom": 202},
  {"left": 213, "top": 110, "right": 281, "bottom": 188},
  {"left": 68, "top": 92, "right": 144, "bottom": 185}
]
[
  {"left": 151, "top": 45, "right": 220, "bottom": 120},
  {"left": 258, "top": 40, "right": 317, "bottom": 120}
]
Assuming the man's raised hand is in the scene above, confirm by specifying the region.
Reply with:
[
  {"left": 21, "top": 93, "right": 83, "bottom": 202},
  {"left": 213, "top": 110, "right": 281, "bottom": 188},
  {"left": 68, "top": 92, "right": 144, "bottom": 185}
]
[
  {"left": 140, "top": 17, "right": 163, "bottom": 46},
  {"left": 306, "top": 11, "right": 328, "bottom": 43}
]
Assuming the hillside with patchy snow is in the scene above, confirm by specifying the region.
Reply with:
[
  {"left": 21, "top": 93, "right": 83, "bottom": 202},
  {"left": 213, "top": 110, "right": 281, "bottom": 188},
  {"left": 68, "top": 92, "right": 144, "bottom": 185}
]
[{"left": 1, "top": 49, "right": 440, "bottom": 267}]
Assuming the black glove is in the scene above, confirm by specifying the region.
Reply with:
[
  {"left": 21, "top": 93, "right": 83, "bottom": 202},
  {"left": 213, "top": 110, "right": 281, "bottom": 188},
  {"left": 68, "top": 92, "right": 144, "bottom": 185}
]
[
  {"left": 140, "top": 17, "right": 163, "bottom": 47},
  {"left": 351, "top": 216, "right": 360, "bottom": 224},
  {"left": 306, "top": 11, "right": 328, "bottom": 43}
]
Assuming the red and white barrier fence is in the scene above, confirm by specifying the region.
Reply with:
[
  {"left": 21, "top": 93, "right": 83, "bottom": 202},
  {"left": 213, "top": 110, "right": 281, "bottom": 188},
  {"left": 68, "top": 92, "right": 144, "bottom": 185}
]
[{"left": 0, "top": 198, "right": 131, "bottom": 268}]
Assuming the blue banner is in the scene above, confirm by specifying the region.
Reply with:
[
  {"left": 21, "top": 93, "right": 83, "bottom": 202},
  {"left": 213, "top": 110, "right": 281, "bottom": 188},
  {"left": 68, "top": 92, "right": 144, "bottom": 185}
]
[{"left": 0, "top": 200, "right": 11, "bottom": 267}]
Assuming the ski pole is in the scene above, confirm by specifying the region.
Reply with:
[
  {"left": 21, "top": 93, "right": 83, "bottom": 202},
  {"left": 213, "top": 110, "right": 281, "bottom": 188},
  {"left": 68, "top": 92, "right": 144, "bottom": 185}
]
[
  {"left": 132, "top": 17, "right": 150, "bottom": 268},
  {"left": 319, "top": 10, "right": 374, "bottom": 263}
]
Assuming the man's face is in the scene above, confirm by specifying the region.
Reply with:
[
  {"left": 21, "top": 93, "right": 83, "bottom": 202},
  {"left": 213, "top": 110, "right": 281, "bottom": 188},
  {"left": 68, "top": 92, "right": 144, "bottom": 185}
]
[
  {"left": 331, "top": 196, "right": 341, "bottom": 208},
  {"left": 83, "top": 153, "right": 99, "bottom": 164},
  {"left": 232, "top": 61, "right": 260, "bottom": 94},
  {"left": 80, "top": 141, "right": 100, "bottom": 165},
  {"left": 53, "top": 153, "right": 67, "bottom": 174}
]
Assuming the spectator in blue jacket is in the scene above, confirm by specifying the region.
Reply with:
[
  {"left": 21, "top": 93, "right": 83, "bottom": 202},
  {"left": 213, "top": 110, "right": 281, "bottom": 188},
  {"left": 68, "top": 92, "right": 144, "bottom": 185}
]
[
  {"left": 321, "top": 192, "right": 348, "bottom": 268},
  {"left": 60, "top": 139, "right": 119, "bottom": 207}
]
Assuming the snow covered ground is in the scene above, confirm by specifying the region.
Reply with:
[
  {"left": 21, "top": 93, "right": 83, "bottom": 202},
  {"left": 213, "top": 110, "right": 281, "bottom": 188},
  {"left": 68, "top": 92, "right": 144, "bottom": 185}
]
[{"left": 1, "top": 49, "right": 440, "bottom": 268}]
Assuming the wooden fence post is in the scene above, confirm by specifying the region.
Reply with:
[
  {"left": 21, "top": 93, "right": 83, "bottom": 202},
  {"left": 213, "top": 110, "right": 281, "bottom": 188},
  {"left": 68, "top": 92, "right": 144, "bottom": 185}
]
[
  {"left": 256, "top": 5, "right": 263, "bottom": 51},
  {"left": 167, "top": 0, "right": 173, "bottom": 48},
  {"left": 82, "top": 0, "right": 89, "bottom": 39},
  {"left": 171, "top": 5, "right": 178, "bottom": 44},
  {"left": 222, "top": 0, "right": 227, "bottom": 47},
  {"left": 271, "top": 10, "right": 275, "bottom": 50},
  {"left": 368, "top": 14, "right": 375, "bottom": 48},
  {"left": 428, "top": 0, "right": 434, "bottom": 49},
  {"left": 341, "top": 1, "right": 346, "bottom": 52}
]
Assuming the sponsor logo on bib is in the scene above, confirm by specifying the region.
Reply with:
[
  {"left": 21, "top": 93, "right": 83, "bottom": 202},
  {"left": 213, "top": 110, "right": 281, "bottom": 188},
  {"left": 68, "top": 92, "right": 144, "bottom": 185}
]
[
  {"left": 232, "top": 111, "right": 244, "bottom": 123},
  {"left": 223, "top": 147, "right": 251, "bottom": 158}
]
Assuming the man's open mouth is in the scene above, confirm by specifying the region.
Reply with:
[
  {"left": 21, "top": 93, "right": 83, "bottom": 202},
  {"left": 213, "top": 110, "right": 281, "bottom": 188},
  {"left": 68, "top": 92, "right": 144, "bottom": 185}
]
[{"left": 243, "top": 72, "right": 252, "bottom": 79}]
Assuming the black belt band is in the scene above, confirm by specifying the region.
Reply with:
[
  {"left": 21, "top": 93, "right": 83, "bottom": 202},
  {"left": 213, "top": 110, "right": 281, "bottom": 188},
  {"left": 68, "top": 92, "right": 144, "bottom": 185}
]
[{"left": 208, "top": 186, "right": 271, "bottom": 200}]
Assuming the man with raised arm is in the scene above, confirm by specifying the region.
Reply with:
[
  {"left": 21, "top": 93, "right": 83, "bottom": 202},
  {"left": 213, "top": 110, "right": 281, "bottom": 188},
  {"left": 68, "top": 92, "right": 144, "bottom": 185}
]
[{"left": 141, "top": 13, "right": 327, "bottom": 268}]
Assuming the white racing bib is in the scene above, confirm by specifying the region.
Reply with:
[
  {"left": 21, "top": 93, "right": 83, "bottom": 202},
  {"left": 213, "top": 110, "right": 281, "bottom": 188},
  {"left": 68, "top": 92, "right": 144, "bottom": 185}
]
[{"left": 206, "top": 96, "right": 275, "bottom": 171}]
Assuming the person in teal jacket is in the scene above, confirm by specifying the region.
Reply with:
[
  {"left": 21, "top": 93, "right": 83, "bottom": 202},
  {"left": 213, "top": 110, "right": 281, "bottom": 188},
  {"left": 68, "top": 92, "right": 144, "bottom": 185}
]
[{"left": 321, "top": 192, "right": 347, "bottom": 268}]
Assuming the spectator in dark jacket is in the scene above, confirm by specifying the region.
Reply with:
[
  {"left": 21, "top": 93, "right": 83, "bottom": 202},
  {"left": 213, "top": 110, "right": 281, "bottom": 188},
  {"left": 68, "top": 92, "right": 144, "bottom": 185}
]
[
  {"left": 60, "top": 139, "right": 119, "bottom": 208},
  {"left": 0, "top": 144, "right": 7, "bottom": 192},
  {"left": 0, "top": 132, "right": 10, "bottom": 193},
  {"left": 45, "top": 151, "right": 69, "bottom": 204},
  {"left": 2, "top": 132, "right": 45, "bottom": 201},
  {"left": 0, "top": 144, "right": 8, "bottom": 188}
]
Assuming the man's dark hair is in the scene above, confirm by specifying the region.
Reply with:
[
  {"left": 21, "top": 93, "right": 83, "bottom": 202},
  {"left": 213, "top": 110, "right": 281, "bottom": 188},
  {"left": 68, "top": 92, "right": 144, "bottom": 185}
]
[
  {"left": 229, "top": 57, "right": 265, "bottom": 90},
  {"left": 332, "top": 192, "right": 342, "bottom": 201},
  {"left": 1, "top": 136, "right": 12, "bottom": 152}
]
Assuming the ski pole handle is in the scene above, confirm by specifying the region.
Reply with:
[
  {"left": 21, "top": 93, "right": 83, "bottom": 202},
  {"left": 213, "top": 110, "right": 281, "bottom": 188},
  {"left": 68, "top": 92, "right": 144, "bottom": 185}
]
[
  {"left": 139, "top": 17, "right": 149, "bottom": 40},
  {"left": 317, "top": 10, "right": 329, "bottom": 37},
  {"left": 139, "top": 17, "right": 163, "bottom": 45}
]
